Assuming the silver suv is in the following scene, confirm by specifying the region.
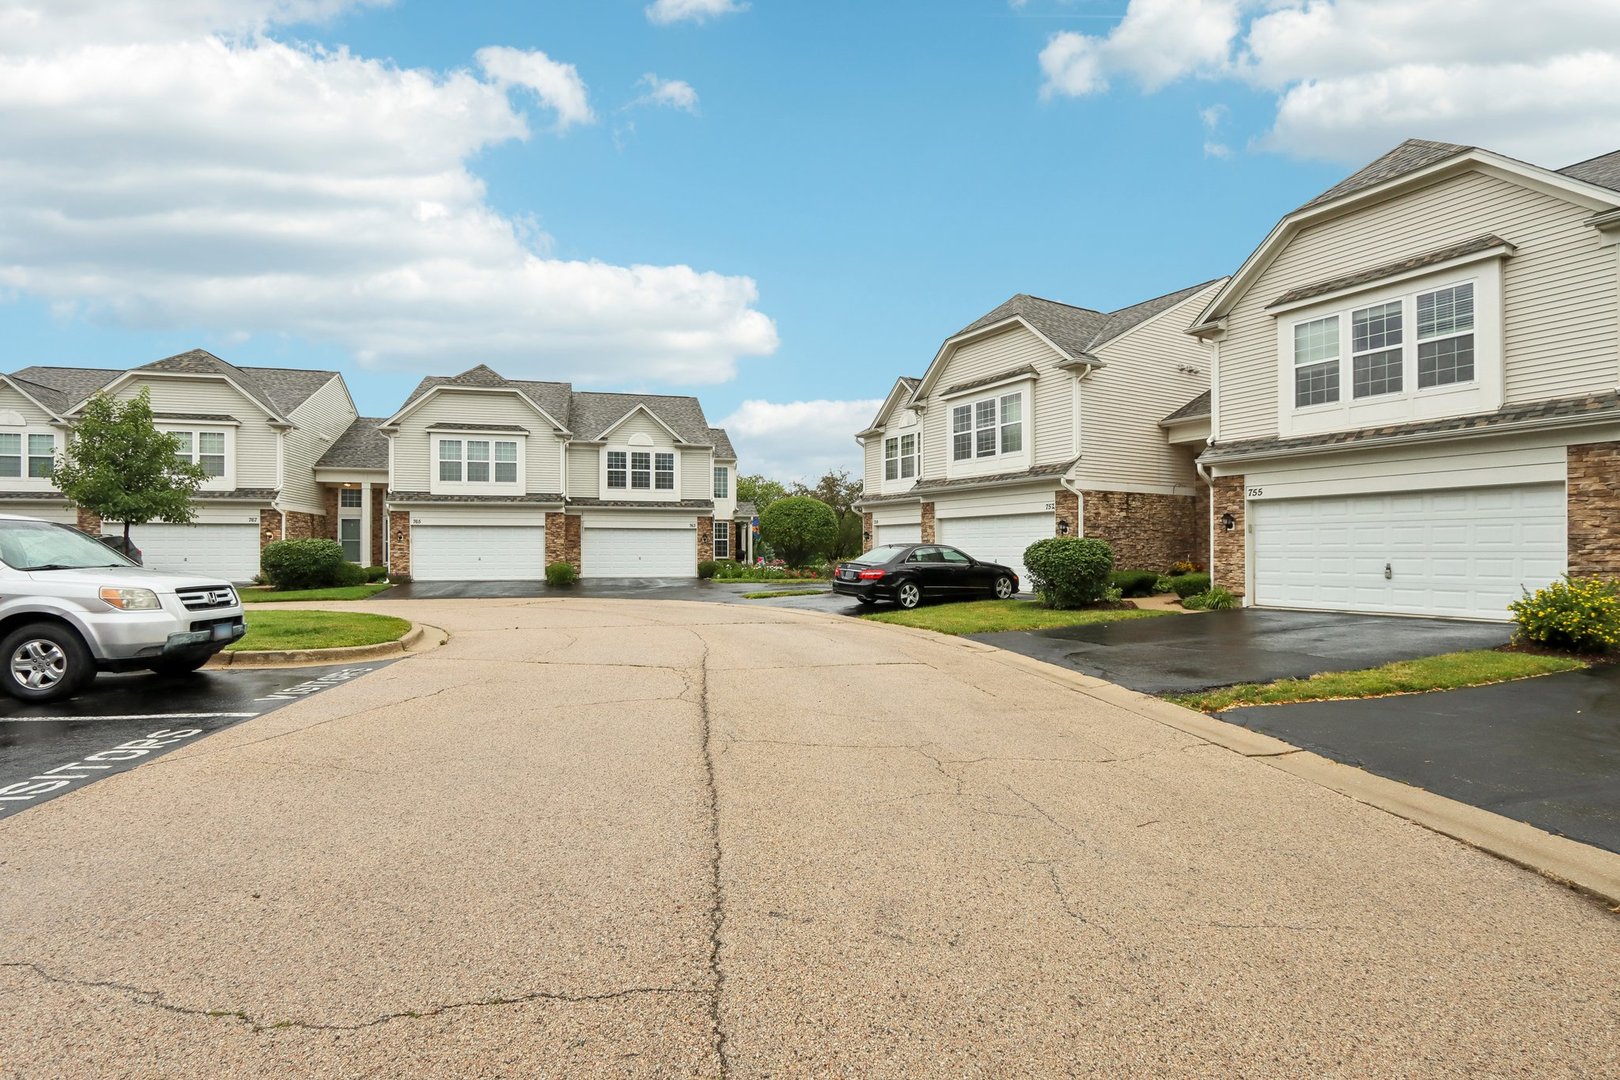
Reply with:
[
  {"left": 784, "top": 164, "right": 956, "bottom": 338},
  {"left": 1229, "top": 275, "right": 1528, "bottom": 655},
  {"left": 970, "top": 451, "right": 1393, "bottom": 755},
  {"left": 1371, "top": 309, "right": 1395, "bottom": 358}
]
[{"left": 0, "top": 514, "right": 247, "bottom": 702}]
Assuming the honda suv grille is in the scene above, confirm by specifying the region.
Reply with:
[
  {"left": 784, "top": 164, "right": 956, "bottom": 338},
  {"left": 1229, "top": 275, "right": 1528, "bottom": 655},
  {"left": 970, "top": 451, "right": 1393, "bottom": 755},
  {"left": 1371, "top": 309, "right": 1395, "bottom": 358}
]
[{"left": 177, "top": 586, "right": 238, "bottom": 611}]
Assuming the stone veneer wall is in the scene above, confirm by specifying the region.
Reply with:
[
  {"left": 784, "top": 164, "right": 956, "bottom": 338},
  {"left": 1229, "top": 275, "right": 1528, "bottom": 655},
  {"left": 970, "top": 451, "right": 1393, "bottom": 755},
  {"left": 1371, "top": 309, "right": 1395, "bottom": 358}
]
[
  {"left": 862, "top": 511, "right": 874, "bottom": 547},
  {"left": 545, "top": 512, "right": 582, "bottom": 572},
  {"left": 1055, "top": 489, "right": 1078, "bottom": 539},
  {"left": 697, "top": 516, "right": 714, "bottom": 564},
  {"left": 920, "top": 502, "right": 936, "bottom": 543},
  {"left": 284, "top": 511, "right": 324, "bottom": 541},
  {"left": 75, "top": 506, "right": 102, "bottom": 533},
  {"left": 321, "top": 487, "right": 340, "bottom": 540},
  {"left": 371, "top": 486, "right": 387, "bottom": 568},
  {"left": 1210, "top": 476, "right": 1246, "bottom": 596},
  {"left": 1192, "top": 480, "right": 1211, "bottom": 569},
  {"left": 1568, "top": 441, "right": 1620, "bottom": 578},
  {"left": 388, "top": 510, "right": 411, "bottom": 578},
  {"left": 259, "top": 508, "right": 282, "bottom": 549},
  {"left": 1079, "top": 490, "right": 1200, "bottom": 572}
]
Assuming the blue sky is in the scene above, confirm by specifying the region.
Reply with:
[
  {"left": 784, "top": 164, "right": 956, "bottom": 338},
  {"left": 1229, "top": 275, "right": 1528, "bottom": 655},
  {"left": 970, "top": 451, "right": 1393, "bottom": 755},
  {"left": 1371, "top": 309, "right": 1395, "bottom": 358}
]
[{"left": 3, "top": 0, "right": 1617, "bottom": 479}]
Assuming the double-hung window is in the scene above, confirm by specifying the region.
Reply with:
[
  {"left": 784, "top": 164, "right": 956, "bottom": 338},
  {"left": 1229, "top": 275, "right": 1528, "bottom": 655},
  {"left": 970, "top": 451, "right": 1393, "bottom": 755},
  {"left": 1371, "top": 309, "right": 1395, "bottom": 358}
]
[
  {"left": 0, "top": 433, "right": 55, "bottom": 479},
  {"left": 173, "top": 430, "right": 226, "bottom": 478},
  {"left": 883, "top": 434, "right": 918, "bottom": 480},
  {"left": 713, "top": 466, "right": 729, "bottom": 499},
  {"left": 607, "top": 451, "right": 628, "bottom": 489},
  {"left": 439, "top": 438, "right": 519, "bottom": 485},
  {"left": 654, "top": 452, "right": 675, "bottom": 491},
  {"left": 951, "top": 393, "right": 1023, "bottom": 461},
  {"left": 630, "top": 452, "right": 651, "bottom": 490},
  {"left": 1351, "top": 301, "right": 1403, "bottom": 398},
  {"left": 1293, "top": 316, "right": 1340, "bottom": 407},
  {"left": 1417, "top": 283, "right": 1474, "bottom": 387},
  {"left": 714, "top": 520, "right": 730, "bottom": 559}
]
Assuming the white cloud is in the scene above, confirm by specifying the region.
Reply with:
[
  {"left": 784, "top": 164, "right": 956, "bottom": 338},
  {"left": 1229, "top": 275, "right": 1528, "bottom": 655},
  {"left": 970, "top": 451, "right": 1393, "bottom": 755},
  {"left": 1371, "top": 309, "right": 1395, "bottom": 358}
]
[
  {"left": 629, "top": 73, "right": 700, "bottom": 114},
  {"left": 718, "top": 399, "right": 881, "bottom": 484},
  {"left": 645, "top": 0, "right": 747, "bottom": 27},
  {"left": 1037, "top": 0, "right": 1620, "bottom": 164},
  {"left": 476, "top": 45, "right": 594, "bottom": 131},
  {"left": 0, "top": 1, "right": 777, "bottom": 384}
]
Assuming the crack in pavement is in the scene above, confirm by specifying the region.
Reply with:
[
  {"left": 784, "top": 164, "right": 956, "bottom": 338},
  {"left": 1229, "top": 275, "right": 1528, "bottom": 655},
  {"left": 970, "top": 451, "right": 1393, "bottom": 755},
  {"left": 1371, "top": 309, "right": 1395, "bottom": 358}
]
[
  {"left": 0, "top": 962, "right": 704, "bottom": 1033},
  {"left": 689, "top": 629, "right": 733, "bottom": 1078},
  {"left": 1027, "top": 862, "right": 1116, "bottom": 940}
]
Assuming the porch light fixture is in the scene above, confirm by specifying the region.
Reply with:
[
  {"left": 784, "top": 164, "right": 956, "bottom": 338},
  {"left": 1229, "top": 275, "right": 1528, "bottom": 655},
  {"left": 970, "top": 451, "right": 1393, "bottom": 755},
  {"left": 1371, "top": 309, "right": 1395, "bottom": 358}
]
[
  {"left": 1056, "top": 519, "right": 1070, "bottom": 536},
  {"left": 862, "top": 530, "right": 871, "bottom": 542},
  {"left": 1221, "top": 512, "right": 1236, "bottom": 532}
]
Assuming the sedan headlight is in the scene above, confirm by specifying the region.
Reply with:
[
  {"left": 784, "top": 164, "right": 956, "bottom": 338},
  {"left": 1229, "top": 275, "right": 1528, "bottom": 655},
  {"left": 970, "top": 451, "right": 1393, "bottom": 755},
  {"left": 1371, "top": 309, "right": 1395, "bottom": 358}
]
[{"left": 99, "top": 586, "right": 161, "bottom": 611}]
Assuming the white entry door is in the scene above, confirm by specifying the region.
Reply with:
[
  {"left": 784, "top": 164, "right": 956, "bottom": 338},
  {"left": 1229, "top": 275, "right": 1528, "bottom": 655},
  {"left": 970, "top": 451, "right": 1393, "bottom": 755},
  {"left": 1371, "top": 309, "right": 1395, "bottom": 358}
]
[
  {"left": 1251, "top": 484, "right": 1567, "bottom": 620},
  {"left": 936, "top": 513, "right": 1052, "bottom": 591},
  {"left": 134, "top": 523, "right": 261, "bottom": 582},
  {"left": 582, "top": 527, "right": 695, "bottom": 578},
  {"left": 874, "top": 522, "right": 920, "bottom": 547},
  {"left": 413, "top": 525, "right": 546, "bottom": 580}
]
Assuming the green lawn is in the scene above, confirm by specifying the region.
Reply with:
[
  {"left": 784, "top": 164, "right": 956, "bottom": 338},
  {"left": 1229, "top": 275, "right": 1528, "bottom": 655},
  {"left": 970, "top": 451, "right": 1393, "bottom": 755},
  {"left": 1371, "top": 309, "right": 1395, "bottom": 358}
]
[
  {"left": 239, "top": 583, "right": 393, "bottom": 603},
  {"left": 862, "top": 600, "right": 1166, "bottom": 636},
  {"left": 742, "top": 588, "right": 830, "bottom": 599},
  {"left": 1169, "top": 648, "right": 1587, "bottom": 712},
  {"left": 229, "top": 610, "right": 412, "bottom": 652}
]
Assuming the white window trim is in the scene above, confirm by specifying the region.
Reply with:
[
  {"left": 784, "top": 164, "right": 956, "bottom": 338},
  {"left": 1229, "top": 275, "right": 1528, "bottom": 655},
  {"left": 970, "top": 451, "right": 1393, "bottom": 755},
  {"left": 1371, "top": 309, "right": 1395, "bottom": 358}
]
[
  {"left": 429, "top": 433, "right": 525, "bottom": 495},
  {"left": 598, "top": 445, "right": 684, "bottom": 502},
  {"left": 1275, "top": 262, "right": 1503, "bottom": 439},
  {"left": 713, "top": 465, "right": 729, "bottom": 500},
  {"left": 161, "top": 426, "right": 236, "bottom": 490},
  {"left": 713, "top": 519, "right": 730, "bottom": 559},
  {"left": 0, "top": 427, "right": 60, "bottom": 488},
  {"left": 882, "top": 433, "right": 919, "bottom": 483},
  {"left": 944, "top": 384, "right": 1031, "bottom": 480}
]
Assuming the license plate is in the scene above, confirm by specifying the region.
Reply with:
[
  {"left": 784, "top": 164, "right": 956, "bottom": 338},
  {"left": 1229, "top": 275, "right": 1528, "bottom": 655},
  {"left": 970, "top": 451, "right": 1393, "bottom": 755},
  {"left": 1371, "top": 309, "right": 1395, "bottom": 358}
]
[{"left": 211, "top": 622, "right": 237, "bottom": 641}]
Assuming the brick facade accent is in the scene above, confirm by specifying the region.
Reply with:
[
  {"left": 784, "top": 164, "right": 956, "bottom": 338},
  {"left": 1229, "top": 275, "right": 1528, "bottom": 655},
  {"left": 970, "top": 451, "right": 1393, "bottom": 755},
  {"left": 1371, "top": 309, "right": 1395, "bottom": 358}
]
[
  {"left": 388, "top": 510, "right": 411, "bottom": 578},
  {"left": 321, "top": 487, "right": 341, "bottom": 541},
  {"left": 74, "top": 506, "right": 102, "bottom": 534},
  {"left": 920, "top": 501, "right": 936, "bottom": 543},
  {"left": 545, "top": 512, "right": 582, "bottom": 572},
  {"left": 1079, "top": 490, "right": 1201, "bottom": 572},
  {"left": 1569, "top": 441, "right": 1620, "bottom": 578},
  {"left": 1210, "top": 475, "right": 1246, "bottom": 596},
  {"left": 370, "top": 486, "right": 386, "bottom": 568},
  {"left": 259, "top": 508, "right": 282, "bottom": 549},
  {"left": 697, "top": 516, "right": 714, "bottom": 564},
  {"left": 862, "top": 511, "right": 874, "bottom": 548},
  {"left": 1054, "top": 488, "right": 1078, "bottom": 539},
  {"left": 284, "top": 510, "right": 324, "bottom": 541}
]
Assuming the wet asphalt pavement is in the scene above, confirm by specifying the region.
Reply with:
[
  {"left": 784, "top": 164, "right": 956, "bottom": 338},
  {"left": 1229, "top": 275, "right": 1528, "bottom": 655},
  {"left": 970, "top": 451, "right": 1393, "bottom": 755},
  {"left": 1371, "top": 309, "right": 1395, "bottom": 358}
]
[
  {"left": 381, "top": 576, "right": 870, "bottom": 615},
  {"left": 970, "top": 607, "right": 1513, "bottom": 694},
  {"left": 0, "top": 662, "right": 395, "bottom": 819},
  {"left": 1220, "top": 663, "right": 1620, "bottom": 855}
]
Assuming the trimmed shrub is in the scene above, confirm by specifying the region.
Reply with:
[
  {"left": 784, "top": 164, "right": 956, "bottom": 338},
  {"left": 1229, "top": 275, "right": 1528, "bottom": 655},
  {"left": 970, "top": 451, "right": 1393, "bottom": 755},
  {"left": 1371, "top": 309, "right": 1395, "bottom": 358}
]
[
  {"left": 364, "top": 564, "right": 388, "bottom": 582},
  {"left": 760, "top": 496, "right": 838, "bottom": 568},
  {"left": 390, "top": 572, "right": 412, "bottom": 585},
  {"left": 334, "top": 561, "right": 368, "bottom": 587},
  {"left": 1509, "top": 575, "right": 1620, "bottom": 653},
  {"left": 1023, "top": 536, "right": 1115, "bottom": 610},
  {"left": 1109, "top": 569, "right": 1160, "bottom": 597},
  {"left": 1183, "top": 586, "right": 1238, "bottom": 611},
  {"left": 545, "top": 561, "right": 578, "bottom": 587},
  {"left": 1166, "top": 572, "right": 1212, "bottom": 599},
  {"left": 697, "top": 560, "right": 719, "bottom": 580},
  {"left": 1169, "top": 559, "right": 1204, "bottom": 575},
  {"left": 261, "top": 538, "right": 347, "bottom": 590}
]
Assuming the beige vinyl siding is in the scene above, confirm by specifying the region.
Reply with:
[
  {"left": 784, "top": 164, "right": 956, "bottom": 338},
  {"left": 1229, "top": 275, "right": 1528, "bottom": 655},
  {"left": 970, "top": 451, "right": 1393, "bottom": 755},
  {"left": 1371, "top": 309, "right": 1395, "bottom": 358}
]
[
  {"left": 604, "top": 411, "right": 679, "bottom": 447},
  {"left": 567, "top": 445, "right": 599, "bottom": 498},
  {"left": 1081, "top": 284, "right": 1218, "bottom": 488},
  {"left": 392, "top": 389, "right": 562, "bottom": 493},
  {"left": 0, "top": 384, "right": 60, "bottom": 427},
  {"left": 108, "top": 377, "right": 280, "bottom": 489},
  {"left": 863, "top": 438, "right": 882, "bottom": 490},
  {"left": 918, "top": 326, "right": 1066, "bottom": 480},
  {"left": 1217, "top": 170, "right": 1619, "bottom": 441},
  {"left": 681, "top": 449, "right": 714, "bottom": 501},
  {"left": 281, "top": 375, "right": 355, "bottom": 513}
]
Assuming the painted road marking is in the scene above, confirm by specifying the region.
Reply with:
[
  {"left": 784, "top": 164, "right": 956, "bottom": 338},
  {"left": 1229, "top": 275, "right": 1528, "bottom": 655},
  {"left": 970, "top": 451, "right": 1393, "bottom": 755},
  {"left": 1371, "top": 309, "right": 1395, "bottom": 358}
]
[
  {"left": 254, "top": 666, "right": 378, "bottom": 702},
  {"left": 0, "top": 712, "right": 260, "bottom": 723},
  {"left": 0, "top": 728, "right": 207, "bottom": 802}
]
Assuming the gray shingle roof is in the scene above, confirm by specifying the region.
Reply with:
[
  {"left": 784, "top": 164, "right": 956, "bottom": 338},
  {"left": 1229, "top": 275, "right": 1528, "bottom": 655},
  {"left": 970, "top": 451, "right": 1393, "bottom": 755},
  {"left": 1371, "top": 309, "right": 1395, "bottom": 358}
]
[
  {"left": 12, "top": 354, "right": 337, "bottom": 421},
  {"left": 1086, "top": 279, "right": 1226, "bottom": 349},
  {"left": 1269, "top": 235, "right": 1513, "bottom": 309},
  {"left": 1558, "top": 149, "right": 1620, "bottom": 193},
  {"left": 1299, "top": 139, "right": 1472, "bottom": 210},
  {"left": 238, "top": 366, "right": 341, "bottom": 415},
  {"left": 151, "top": 413, "right": 241, "bottom": 423},
  {"left": 907, "top": 459, "right": 1076, "bottom": 495},
  {"left": 709, "top": 427, "right": 737, "bottom": 461},
  {"left": 9, "top": 366, "right": 121, "bottom": 410},
  {"left": 567, "top": 497, "right": 714, "bottom": 510},
  {"left": 734, "top": 501, "right": 757, "bottom": 519},
  {"left": 426, "top": 422, "right": 530, "bottom": 432},
  {"left": 1161, "top": 391, "right": 1211, "bottom": 425},
  {"left": 1202, "top": 391, "right": 1620, "bottom": 462},
  {"left": 398, "top": 367, "right": 573, "bottom": 430},
  {"left": 195, "top": 487, "right": 280, "bottom": 501},
  {"left": 387, "top": 490, "right": 563, "bottom": 504},
  {"left": 942, "top": 364, "right": 1039, "bottom": 398},
  {"left": 954, "top": 295, "right": 1111, "bottom": 358},
  {"left": 317, "top": 417, "right": 389, "bottom": 470},
  {"left": 134, "top": 350, "right": 291, "bottom": 421},
  {"left": 569, "top": 392, "right": 714, "bottom": 444}
]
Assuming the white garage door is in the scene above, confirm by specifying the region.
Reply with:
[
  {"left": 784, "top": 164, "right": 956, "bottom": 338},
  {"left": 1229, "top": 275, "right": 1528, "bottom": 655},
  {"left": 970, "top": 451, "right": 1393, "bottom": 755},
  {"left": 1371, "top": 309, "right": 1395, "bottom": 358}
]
[
  {"left": 875, "top": 522, "right": 920, "bottom": 547},
  {"left": 936, "top": 513, "right": 1052, "bottom": 592},
  {"left": 413, "top": 525, "right": 545, "bottom": 580},
  {"left": 134, "top": 523, "right": 262, "bottom": 582},
  {"left": 582, "top": 527, "right": 695, "bottom": 578},
  {"left": 1251, "top": 484, "right": 1566, "bottom": 620}
]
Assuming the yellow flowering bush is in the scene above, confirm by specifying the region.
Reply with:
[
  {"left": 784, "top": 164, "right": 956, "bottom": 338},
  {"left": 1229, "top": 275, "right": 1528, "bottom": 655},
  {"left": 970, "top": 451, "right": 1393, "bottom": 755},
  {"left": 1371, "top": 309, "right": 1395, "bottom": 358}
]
[{"left": 1508, "top": 575, "right": 1620, "bottom": 653}]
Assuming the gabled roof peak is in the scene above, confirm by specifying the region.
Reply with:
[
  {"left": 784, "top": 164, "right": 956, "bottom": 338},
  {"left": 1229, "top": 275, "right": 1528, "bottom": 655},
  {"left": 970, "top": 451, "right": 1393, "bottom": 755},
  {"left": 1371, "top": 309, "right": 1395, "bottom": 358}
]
[
  {"left": 447, "top": 363, "right": 510, "bottom": 388},
  {"left": 1300, "top": 138, "right": 1474, "bottom": 211}
]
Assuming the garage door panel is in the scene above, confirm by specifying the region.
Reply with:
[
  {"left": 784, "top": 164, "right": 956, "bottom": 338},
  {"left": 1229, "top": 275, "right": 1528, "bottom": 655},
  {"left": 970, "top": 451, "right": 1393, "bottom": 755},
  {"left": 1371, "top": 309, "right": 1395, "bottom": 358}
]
[
  {"left": 136, "top": 524, "right": 260, "bottom": 582},
  {"left": 1253, "top": 483, "right": 1565, "bottom": 621},
  {"left": 582, "top": 527, "right": 695, "bottom": 578},
  {"left": 935, "top": 513, "right": 1052, "bottom": 593},
  {"left": 875, "top": 523, "right": 921, "bottom": 546},
  {"left": 414, "top": 525, "right": 545, "bottom": 580}
]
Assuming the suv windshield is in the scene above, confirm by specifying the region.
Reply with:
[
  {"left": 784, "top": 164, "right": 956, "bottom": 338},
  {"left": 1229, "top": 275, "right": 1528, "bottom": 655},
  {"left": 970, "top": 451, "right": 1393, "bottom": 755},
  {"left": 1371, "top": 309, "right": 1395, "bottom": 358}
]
[
  {"left": 0, "top": 519, "right": 135, "bottom": 572},
  {"left": 851, "top": 545, "right": 911, "bottom": 565}
]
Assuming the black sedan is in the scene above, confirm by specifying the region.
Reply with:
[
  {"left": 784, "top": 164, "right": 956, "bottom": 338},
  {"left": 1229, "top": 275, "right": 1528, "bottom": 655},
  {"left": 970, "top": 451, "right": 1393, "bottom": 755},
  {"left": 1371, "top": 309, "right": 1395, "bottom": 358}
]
[{"left": 832, "top": 543, "right": 1019, "bottom": 609}]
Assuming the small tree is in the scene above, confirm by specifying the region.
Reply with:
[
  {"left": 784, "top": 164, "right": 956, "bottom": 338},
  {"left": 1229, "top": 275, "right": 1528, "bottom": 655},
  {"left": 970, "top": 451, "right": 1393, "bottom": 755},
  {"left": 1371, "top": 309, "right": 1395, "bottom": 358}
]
[
  {"left": 791, "top": 468, "right": 865, "bottom": 562},
  {"left": 736, "top": 474, "right": 789, "bottom": 516},
  {"left": 50, "top": 388, "right": 209, "bottom": 544},
  {"left": 760, "top": 495, "right": 838, "bottom": 568}
]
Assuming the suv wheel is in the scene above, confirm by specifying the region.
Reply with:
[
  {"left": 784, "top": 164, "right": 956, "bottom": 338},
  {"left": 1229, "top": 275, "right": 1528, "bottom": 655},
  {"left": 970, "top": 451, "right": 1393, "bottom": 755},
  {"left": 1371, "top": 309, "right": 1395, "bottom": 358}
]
[
  {"left": 896, "top": 581, "right": 922, "bottom": 610},
  {"left": 2, "top": 622, "right": 92, "bottom": 702}
]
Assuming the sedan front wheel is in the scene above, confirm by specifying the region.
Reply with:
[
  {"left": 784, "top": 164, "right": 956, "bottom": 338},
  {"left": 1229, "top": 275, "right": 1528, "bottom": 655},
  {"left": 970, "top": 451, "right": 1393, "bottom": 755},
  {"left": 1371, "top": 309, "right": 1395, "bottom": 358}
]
[
  {"left": 896, "top": 581, "right": 922, "bottom": 609},
  {"left": 992, "top": 575, "right": 1015, "bottom": 600}
]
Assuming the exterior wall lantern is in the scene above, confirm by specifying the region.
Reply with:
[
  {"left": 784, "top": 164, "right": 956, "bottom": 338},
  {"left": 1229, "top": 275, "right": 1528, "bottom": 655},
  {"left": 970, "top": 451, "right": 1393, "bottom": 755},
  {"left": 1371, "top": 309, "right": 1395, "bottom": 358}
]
[
  {"left": 1056, "top": 519, "right": 1071, "bottom": 536},
  {"left": 862, "top": 529, "right": 871, "bottom": 543},
  {"left": 1221, "top": 512, "right": 1236, "bottom": 531}
]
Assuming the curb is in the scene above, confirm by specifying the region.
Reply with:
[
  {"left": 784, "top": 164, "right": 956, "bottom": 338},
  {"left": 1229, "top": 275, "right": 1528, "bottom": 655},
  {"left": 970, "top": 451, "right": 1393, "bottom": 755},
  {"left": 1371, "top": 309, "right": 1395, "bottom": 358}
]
[
  {"left": 835, "top": 611, "right": 1620, "bottom": 907},
  {"left": 207, "top": 622, "right": 446, "bottom": 669}
]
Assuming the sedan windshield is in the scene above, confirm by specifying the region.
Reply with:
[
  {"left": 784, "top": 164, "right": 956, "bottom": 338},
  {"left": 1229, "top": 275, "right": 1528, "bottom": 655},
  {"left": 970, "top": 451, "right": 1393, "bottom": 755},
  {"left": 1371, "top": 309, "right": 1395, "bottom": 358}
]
[
  {"left": 0, "top": 519, "right": 135, "bottom": 571},
  {"left": 850, "top": 545, "right": 911, "bottom": 565}
]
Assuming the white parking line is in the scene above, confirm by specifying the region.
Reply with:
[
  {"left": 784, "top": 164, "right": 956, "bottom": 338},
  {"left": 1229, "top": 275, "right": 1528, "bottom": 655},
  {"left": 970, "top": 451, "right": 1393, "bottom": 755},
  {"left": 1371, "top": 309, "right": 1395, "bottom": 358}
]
[{"left": 0, "top": 712, "right": 260, "bottom": 723}]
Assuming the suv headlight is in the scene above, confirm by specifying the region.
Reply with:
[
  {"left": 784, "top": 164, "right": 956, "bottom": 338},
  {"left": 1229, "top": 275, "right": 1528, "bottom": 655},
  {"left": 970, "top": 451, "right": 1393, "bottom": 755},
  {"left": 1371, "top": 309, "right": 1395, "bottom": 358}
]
[{"left": 99, "top": 586, "right": 161, "bottom": 611}]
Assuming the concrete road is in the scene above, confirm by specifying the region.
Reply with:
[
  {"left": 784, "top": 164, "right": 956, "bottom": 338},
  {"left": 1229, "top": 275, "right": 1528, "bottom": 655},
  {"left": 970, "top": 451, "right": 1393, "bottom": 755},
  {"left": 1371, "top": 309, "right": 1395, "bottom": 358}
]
[{"left": 1, "top": 598, "right": 1615, "bottom": 1078}]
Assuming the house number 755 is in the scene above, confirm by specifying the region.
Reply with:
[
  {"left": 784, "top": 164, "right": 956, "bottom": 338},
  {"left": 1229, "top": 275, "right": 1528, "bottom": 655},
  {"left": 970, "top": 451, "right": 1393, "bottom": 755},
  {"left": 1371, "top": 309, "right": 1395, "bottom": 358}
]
[{"left": 1246, "top": 487, "right": 1264, "bottom": 498}]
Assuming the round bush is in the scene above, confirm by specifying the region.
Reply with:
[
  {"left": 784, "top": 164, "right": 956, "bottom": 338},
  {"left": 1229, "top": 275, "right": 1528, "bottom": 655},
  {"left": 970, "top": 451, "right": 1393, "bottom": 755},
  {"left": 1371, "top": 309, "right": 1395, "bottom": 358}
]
[
  {"left": 697, "top": 560, "right": 719, "bottom": 580},
  {"left": 261, "top": 538, "right": 347, "bottom": 590},
  {"left": 545, "top": 561, "right": 578, "bottom": 587},
  {"left": 1022, "top": 536, "right": 1115, "bottom": 609},
  {"left": 1166, "top": 572, "right": 1211, "bottom": 599},
  {"left": 760, "top": 496, "right": 838, "bottom": 568},
  {"left": 364, "top": 565, "right": 388, "bottom": 583},
  {"left": 1509, "top": 575, "right": 1620, "bottom": 653},
  {"left": 334, "top": 561, "right": 368, "bottom": 587}
]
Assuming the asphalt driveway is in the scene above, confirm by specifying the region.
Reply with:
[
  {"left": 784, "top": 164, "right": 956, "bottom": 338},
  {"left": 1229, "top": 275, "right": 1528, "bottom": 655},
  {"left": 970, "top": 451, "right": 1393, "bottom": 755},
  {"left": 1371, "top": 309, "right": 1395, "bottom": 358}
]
[
  {"left": 970, "top": 607, "right": 1514, "bottom": 694},
  {"left": 382, "top": 576, "right": 867, "bottom": 614},
  {"left": 2, "top": 598, "right": 1614, "bottom": 1077}
]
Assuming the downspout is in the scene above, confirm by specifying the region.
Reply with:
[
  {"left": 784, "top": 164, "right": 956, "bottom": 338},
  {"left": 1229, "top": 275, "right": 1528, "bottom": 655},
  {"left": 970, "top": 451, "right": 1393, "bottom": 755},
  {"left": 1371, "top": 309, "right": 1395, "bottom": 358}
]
[
  {"left": 1195, "top": 456, "right": 1215, "bottom": 587},
  {"left": 1059, "top": 474, "right": 1082, "bottom": 537}
]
